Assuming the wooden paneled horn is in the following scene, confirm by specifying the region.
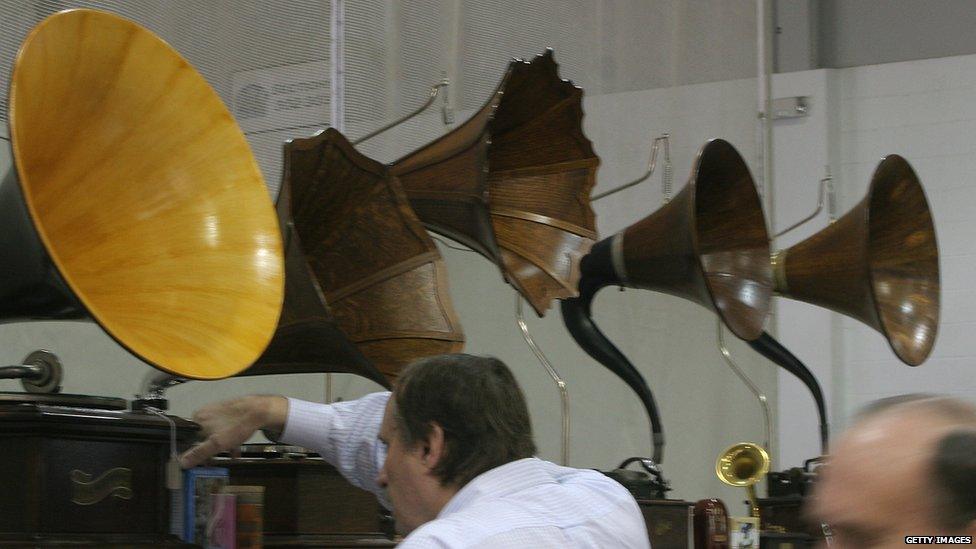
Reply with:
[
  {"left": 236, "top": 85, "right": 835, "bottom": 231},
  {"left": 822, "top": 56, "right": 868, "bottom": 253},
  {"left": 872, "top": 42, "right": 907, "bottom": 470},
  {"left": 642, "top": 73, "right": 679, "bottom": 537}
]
[
  {"left": 391, "top": 49, "right": 599, "bottom": 316},
  {"left": 0, "top": 9, "right": 284, "bottom": 380},
  {"left": 236, "top": 154, "right": 389, "bottom": 387},
  {"left": 770, "top": 155, "right": 939, "bottom": 366},
  {"left": 561, "top": 139, "right": 773, "bottom": 463},
  {"left": 243, "top": 128, "right": 464, "bottom": 385}
]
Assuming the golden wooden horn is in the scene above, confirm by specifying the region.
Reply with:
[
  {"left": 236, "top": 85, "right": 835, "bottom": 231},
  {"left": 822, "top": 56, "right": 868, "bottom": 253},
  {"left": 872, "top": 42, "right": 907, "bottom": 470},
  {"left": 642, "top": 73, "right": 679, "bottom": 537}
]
[
  {"left": 772, "top": 155, "right": 939, "bottom": 365},
  {"left": 391, "top": 49, "right": 599, "bottom": 316},
  {"left": 1, "top": 9, "right": 284, "bottom": 380}
]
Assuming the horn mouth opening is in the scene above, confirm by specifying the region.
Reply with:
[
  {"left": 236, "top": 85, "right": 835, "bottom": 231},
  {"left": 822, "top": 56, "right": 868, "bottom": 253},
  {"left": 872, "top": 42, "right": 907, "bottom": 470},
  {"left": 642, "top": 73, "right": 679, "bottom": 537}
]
[
  {"left": 715, "top": 442, "right": 770, "bottom": 487},
  {"left": 8, "top": 9, "right": 284, "bottom": 379},
  {"left": 692, "top": 139, "right": 772, "bottom": 341},
  {"left": 866, "top": 155, "right": 939, "bottom": 366}
]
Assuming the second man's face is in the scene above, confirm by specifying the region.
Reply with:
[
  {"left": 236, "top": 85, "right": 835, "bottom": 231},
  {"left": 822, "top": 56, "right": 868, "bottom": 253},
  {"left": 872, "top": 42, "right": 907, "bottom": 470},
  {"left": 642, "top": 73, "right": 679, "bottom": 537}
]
[{"left": 377, "top": 397, "right": 435, "bottom": 534}]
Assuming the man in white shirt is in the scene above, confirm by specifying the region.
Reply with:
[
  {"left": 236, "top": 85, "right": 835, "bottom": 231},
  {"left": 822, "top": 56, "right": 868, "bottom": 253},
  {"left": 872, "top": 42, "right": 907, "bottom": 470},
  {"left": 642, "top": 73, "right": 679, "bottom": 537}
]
[{"left": 180, "top": 354, "right": 651, "bottom": 548}]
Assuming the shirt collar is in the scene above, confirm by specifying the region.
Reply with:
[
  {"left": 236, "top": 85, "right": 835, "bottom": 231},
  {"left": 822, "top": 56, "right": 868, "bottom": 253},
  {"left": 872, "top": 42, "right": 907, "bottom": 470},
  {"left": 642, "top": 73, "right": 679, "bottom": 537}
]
[{"left": 438, "top": 457, "right": 554, "bottom": 517}]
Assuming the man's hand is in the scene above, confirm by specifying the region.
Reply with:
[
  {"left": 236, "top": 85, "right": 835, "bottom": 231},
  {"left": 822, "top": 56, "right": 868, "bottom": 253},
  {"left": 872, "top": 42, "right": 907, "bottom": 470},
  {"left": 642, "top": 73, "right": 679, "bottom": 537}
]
[{"left": 179, "top": 395, "right": 288, "bottom": 469}]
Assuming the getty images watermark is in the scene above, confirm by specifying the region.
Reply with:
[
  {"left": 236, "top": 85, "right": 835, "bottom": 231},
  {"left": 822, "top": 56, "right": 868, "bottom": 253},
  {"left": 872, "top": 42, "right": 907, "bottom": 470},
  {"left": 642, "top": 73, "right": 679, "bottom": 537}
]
[{"left": 905, "top": 537, "right": 973, "bottom": 544}]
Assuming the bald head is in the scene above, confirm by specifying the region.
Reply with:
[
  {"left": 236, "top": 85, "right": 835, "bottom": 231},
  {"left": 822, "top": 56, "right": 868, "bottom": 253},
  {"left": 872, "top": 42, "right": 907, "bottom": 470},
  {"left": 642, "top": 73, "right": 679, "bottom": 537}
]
[{"left": 812, "top": 396, "right": 976, "bottom": 547}]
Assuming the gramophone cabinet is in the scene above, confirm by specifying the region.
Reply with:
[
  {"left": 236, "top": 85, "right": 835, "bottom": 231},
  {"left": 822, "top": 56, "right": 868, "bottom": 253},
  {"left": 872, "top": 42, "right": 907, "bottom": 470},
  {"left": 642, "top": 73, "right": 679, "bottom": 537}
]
[{"left": 0, "top": 396, "right": 196, "bottom": 546}]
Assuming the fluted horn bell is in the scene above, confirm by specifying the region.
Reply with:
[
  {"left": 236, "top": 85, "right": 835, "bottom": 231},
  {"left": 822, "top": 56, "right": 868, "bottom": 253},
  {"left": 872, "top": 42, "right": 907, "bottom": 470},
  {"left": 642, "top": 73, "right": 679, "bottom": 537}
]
[
  {"left": 2, "top": 9, "right": 284, "bottom": 379},
  {"left": 772, "top": 155, "right": 939, "bottom": 365},
  {"left": 392, "top": 49, "right": 599, "bottom": 316}
]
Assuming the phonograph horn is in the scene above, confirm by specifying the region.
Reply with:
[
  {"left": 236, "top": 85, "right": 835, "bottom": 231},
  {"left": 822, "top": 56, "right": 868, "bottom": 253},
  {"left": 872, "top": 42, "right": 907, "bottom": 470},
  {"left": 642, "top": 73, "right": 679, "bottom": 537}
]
[
  {"left": 1, "top": 9, "right": 284, "bottom": 380},
  {"left": 771, "top": 155, "right": 939, "bottom": 366},
  {"left": 242, "top": 128, "right": 464, "bottom": 384},
  {"left": 715, "top": 442, "right": 770, "bottom": 518},
  {"left": 391, "top": 49, "right": 599, "bottom": 316},
  {"left": 235, "top": 167, "right": 390, "bottom": 388},
  {"left": 561, "top": 138, "right": 773, "bottom": 464},
  {"left": 744, "top": 155, "right": 938, "bottom": 453}
]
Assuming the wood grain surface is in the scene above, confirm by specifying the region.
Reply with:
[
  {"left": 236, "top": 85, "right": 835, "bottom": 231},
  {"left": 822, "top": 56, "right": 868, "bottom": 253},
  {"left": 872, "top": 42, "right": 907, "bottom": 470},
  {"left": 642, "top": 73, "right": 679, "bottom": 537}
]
[
  {"left": 392, "top": 49, "right": 599, "bottom": 316},
  {"left": 285, "top": 129, "right": 463, "bottom": 382},
  {"left": 8, "top": 9, "right": 283, "bottom": 379},
  {"left": 622, "top": 139, "right": 772, "bottom": 342},
  {"left": 777, "top": 155, "right": 939, "bottom": 365}
]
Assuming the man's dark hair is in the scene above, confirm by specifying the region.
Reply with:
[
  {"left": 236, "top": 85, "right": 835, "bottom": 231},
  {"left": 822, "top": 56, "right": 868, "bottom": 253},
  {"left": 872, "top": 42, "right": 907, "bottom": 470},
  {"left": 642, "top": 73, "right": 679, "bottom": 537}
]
[
  {"left": 391, "top": 354, "right": 537, "bottom": 488},
  {"left": 857, "top": 394, "right": 976, "bottom": 531},
  {"left": 933, "top": 429, "right": 976, "bottom": 530}
]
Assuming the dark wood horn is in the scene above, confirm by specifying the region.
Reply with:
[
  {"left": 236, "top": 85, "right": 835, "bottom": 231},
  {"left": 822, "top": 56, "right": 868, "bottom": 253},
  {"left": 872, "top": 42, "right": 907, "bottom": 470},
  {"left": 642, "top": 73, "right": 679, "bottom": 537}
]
[
  {"left": 618, "top": 139, "right": 772, "bottom": 341},
  {"left": 248, "top": 128, "right": 464, "bottom": 384},
  {"left": 391, "top": 49, "right": 599, "bottom": 316},
  {"left": 773, "top": 155, "right": 939, "bottom": 366},
  {"left": 561, "top": 138, "right": 773, "bottom": 463},
  {"left": 240, "top": 173, "right": 389, "bottom": 388}
]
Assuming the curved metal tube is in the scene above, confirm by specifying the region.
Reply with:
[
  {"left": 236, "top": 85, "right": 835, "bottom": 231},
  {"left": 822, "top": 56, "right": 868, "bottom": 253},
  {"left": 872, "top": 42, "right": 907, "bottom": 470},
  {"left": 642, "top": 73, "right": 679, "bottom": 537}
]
[
  {"left": 353, "top": 76, "right": 450, "bottom": 146},
  {"left": 560, "top": 237, "right": 665, "bottom": 464},
  {"left": 136, "top": 370, "right": 188, "bottom": 408},
  {"left": 561, "top": 295, "right": 664, "bottom": 464},
  {"left": 593, "top": 133, "right": 672, "bottom": 201},
  {"left": 773, "top": 173, "right": 835, "bottom": 238},
  {"left": 0, "top": 364, "right": 44, "bottom": 380},
  {"left": 716, "top": 319, "right": 771, "bottom": 453},
  {"left": 747, "top": 331, "right": 829, "bottom": 453},
  {"left": 516, "top": 293, "right": 569, "bottom": 465}
]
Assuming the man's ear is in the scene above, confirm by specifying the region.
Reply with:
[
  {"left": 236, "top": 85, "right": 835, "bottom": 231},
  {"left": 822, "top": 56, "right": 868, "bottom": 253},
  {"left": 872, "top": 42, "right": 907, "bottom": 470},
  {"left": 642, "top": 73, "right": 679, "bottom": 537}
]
[{"left": 420, "top": 421, "right": 446, "bottom": 471}]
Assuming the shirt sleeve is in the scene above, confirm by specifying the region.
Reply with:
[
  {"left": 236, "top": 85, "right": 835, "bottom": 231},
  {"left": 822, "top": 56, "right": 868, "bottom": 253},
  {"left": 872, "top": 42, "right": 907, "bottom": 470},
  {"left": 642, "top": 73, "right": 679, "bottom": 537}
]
[{"left": 278, "top": 391, "right": 391, "bottom": 506}]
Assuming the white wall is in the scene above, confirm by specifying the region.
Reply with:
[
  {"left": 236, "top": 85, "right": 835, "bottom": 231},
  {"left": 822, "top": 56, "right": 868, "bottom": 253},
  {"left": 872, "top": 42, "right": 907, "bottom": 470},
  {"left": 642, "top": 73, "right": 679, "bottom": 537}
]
[{"left": 769, "top": 69, "right": 837, "bottom": 468}]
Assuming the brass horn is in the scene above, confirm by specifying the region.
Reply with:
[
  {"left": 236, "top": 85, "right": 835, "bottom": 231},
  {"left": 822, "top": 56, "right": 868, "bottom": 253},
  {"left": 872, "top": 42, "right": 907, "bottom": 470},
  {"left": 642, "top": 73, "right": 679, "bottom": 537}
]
[
  {"left": 771, "top": 155, "right": 939, "bottom": 366},
  {"left": 1, "top": 9, "right": 284, "bottom": 380},
  {"left": 715, "top": 442, "right": 770, "bottom": 518},
  {"left": 561, "top": 138, "right": 773, "bottom": 463}
]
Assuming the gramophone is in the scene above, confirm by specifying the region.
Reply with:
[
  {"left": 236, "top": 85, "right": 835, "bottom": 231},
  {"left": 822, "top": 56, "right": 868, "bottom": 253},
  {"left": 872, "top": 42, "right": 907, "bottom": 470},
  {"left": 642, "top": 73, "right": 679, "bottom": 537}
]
[
  {"left": 562, "top": 138, "right": 772, "bottom": 470},
  {"left": 386, "top": 49, "right": 600, "bottom": 466},
  {"left": 275, "top": 127, "right": 464, "bottom": 381},
  {"left": 139, "top": 114, "right": 469, "bottom": 409},
  {"left": 562, "top": 138, "right": 772, "bottom": 549},
  {"left": 747, "top": 154, "right": 939, "bottom": 543},
  {"left": 153, "top": 77, "right": 465, "bottom": 549},
  {"left": 0, "top": 9, "right": 285, "bottom": 545}
]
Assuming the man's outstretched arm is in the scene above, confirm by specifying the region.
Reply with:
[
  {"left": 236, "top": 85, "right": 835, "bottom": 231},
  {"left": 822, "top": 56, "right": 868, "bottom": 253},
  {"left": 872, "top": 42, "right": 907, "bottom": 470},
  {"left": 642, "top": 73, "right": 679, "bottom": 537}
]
[
  {"left": 179, "top": 395, "right": 289, "bottom": 469},
  {"left": 178, "top": 392, "right": 391, "bottom": 503}
]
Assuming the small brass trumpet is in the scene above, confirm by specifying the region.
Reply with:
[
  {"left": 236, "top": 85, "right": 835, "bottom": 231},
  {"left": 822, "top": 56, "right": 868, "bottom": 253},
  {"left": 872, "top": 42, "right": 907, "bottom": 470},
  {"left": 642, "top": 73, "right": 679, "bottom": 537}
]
[{"left": 716, "top": 442, "right": 770, "bottom": 518}]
